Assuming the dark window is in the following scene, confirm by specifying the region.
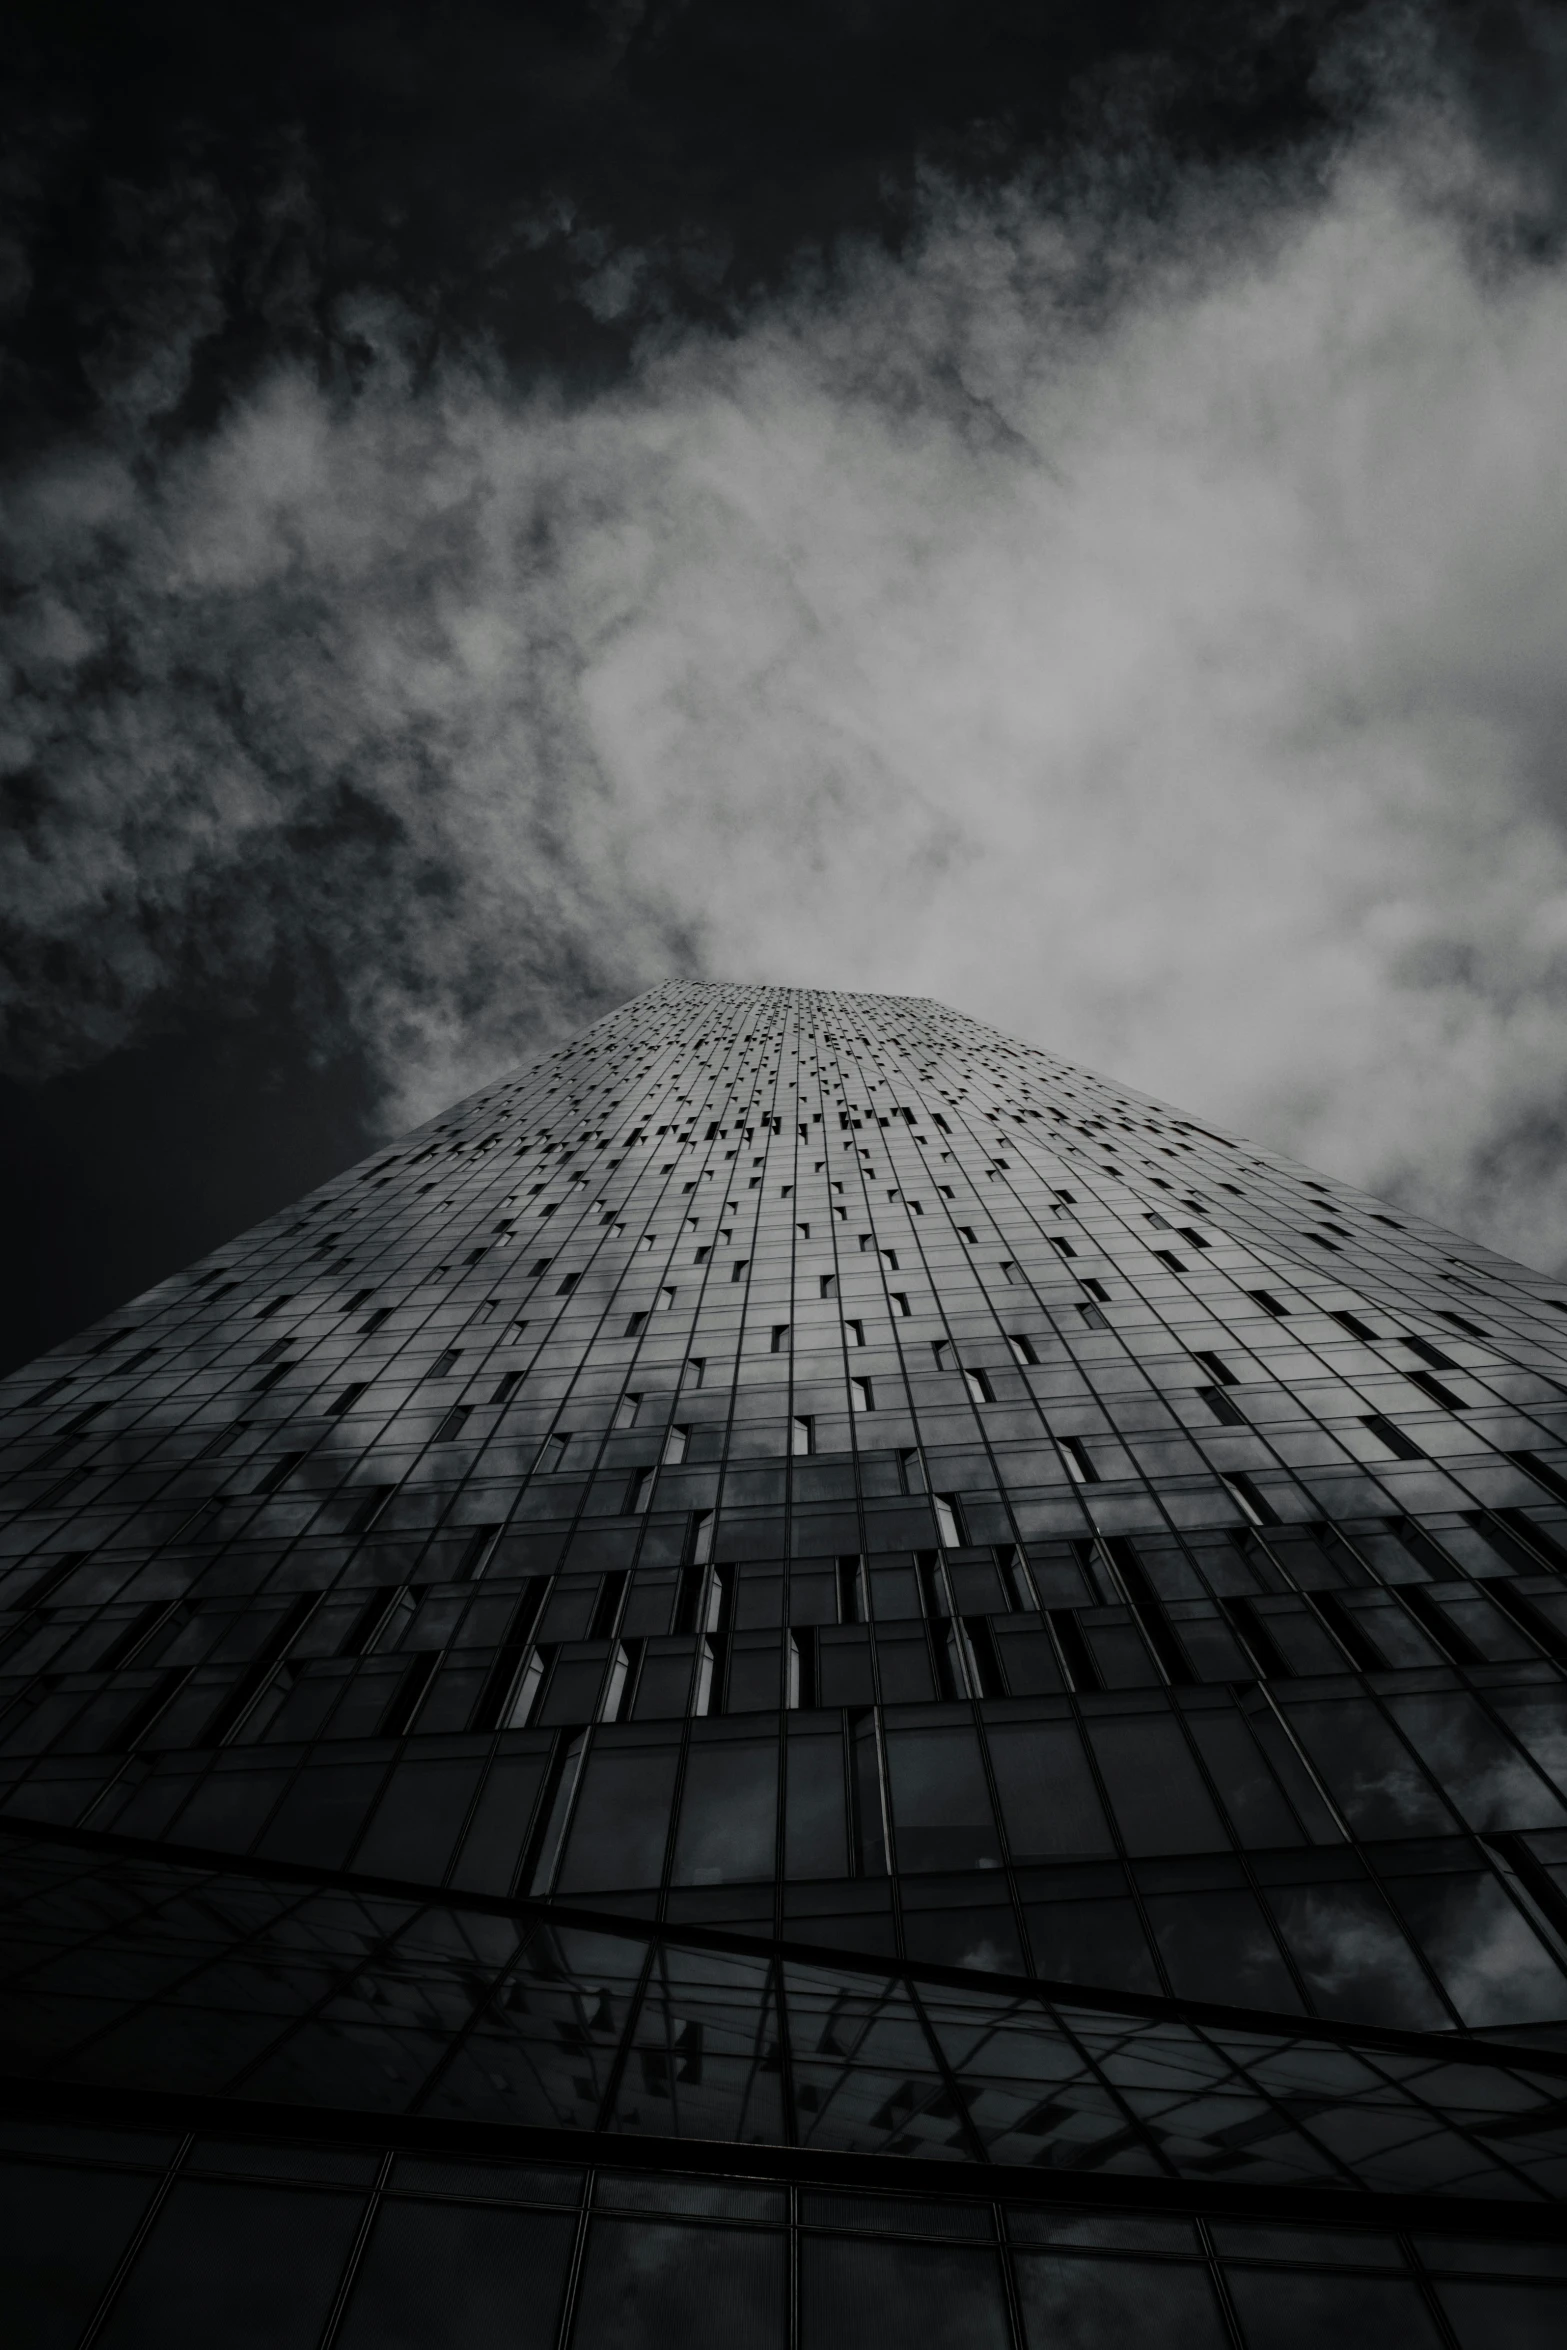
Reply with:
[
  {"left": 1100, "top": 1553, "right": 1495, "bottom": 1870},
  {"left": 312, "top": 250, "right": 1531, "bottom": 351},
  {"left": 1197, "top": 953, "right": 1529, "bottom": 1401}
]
[
  {"left": 91, "top": 2179, "right": 363, "bottom": 2350},
  {"left": 574, "top": 2220, "right": 785, "bottom": 2350}
]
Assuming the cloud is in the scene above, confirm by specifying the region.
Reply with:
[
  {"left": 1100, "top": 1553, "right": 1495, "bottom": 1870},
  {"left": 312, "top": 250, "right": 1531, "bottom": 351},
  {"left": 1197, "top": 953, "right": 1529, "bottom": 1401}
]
[{"left": 8, "top": 66, "right": 1567, "bottom": 1265}]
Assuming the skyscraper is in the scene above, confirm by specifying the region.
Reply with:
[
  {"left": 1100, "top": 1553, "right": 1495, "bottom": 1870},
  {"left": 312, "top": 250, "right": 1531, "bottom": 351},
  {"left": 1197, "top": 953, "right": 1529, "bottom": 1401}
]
[{"left": 3, "top": 980, "right": 1566, "bottom": 2347}]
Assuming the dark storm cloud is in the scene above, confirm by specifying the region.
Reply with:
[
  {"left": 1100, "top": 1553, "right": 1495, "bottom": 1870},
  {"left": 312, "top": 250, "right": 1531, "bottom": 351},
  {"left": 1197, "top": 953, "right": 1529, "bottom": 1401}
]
[{"left": 7, "top": 3, "right": 1567, "bottom": 1269}]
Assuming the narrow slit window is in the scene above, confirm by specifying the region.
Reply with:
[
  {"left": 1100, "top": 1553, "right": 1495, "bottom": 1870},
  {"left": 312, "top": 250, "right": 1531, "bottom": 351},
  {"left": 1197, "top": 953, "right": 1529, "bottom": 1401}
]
[
  {"left": 614, "top": 1391, "right": 642, "bottom": 1429},
  {"left": 850, "top": 1377, "right": 874, "bottom": 1412},
  {"left": 819, "top": 1274, "right": 837, "bottom": 1300},
  {"left": 663, "top": 1424, "right": 690, "bottom": 1465},
  {"left": 1222, "top": 1470, "right": 1279, "bottom": 1524},
  {"left": 791, "top": 1415, "right": 814, "bottom": 1456},
  {"left": 1249, "top": 1288, "right": 1289, "bottom": 1318},
  {"left": 1361, "top": 1412, "right": 1424, "bottom": 1461},
  {"left": 846, "top": 1319, "right": 866, "bottom": 1346},
  {"left": 1061, "top": 1434, "right": 1099, "bottom": 1484},
  {"left": 962, "top": 1366, "right": 994, "bottom": 1404},
  {"left": 434, "top": 1405, "right": 471, "bottom": 1443},
  {"left": 932, "top": 1492, "right": 962, "bottom": 1546},
  {"left": 1192, "top": 1349, "right": 1236, "bottom": 1386},
  {"left": 771, "top": 1324, "right": 791, "bottom": 1353},
  {"left": 1008, "top": 1332, "right": 1039, "bottom": 1366},
  {"left": 659, "top": 1287, "right": 677, "bottom": 1310},
  {"left": 625, "top": 1312, "right": 647, "bottom": 1337},
  {"left": 891, "top": 1292, "right": 911, "bottom": 1317},
  {"left": 490, "top": 1370, "right": 523, "bottom": 1406}
]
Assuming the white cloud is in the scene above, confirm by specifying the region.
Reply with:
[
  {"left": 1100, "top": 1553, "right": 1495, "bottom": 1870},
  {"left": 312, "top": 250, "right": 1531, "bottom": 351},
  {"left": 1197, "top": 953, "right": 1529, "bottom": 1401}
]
[{"left": 8, "top": 95, "right": 1567, "bottom": 1263}]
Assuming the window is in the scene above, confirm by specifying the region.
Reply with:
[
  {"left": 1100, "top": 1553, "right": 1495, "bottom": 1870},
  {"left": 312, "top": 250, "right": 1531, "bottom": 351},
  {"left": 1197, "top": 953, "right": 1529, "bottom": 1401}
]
[
  {"left": 1192, "top": 1348, "right": 1236, "bottom": 1385},
  {"left": 962, "top": 1366, "right": 994, "bottom": 1403},
  {"left": 891, "top": 1291, "right": 912, "bottom": 1316},
  {"left": 659, "top": 1286, "right": 677, "bottom": 1310},
  {"left": 625, "top": 1312, "right": 646, "bottom": 1336},
  {"left": 1362, "top": 1412, "right": 1424, "bottom": 1461},
  {"left": 663, "top": 1424, "right": 690, "bottom": 1465},
  {"left": 433, "top": 1405, "right": 471, "bottom": 1443},
  {"left": 1221, "top": 1469, "right": 1279, "bottom": 1523},
  {"left": 614, "top": 1391, "right": 641, "bottom": 1428},
  {"left": 556, "top": 1270, "right": 580, "bottom": 1294},
  {"left": 1061, "top": 1434, "right": 1099, "bottom": 1483},
  {"left": 819, "top": 1274, "right": 837, "bottom": 1300},
  {"left": 1008, "top": 1332, "right": 1039, "bottom": 1366},
  {"left": 850, "top": 1377, "right": 874, "bottom": 1412},
  {"left": 791, "top": 1415, "right": 814, "bottom": 1455},
  {"left": 958, "top": 1225, "right": 978, "bottom": 1244},
  {"left": 1249, "top": 1288, "right": 1289, "bottom": 1317},
  {"left": 771, "top": 1324, "right": 790, "bottom": 1352},
  {"left": 932, "top": 1492, "right": 962, "bottom": 1545},
  {"left": 846, "top": 1319, "right": 866, "bottom": 1346}
]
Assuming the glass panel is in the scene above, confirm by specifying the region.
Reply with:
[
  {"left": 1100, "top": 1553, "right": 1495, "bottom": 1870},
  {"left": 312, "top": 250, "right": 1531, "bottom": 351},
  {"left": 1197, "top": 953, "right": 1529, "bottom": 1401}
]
[
  {"left": 570, "top": 2218, "right": 786, "bottom": 2349},
  {"left": 336, "top": 2201, "right": 575, "bottom": 2350},
  {"left": 671, "top": 1741, "right": 778, "bottom": 1886},
  {"left": 800, "top": 2235, "right": 1010, "bottom": 2350},
  {"left": 1015, "top": 2250, "right": 1228, "bottom": 2349},
  {"left": 1084, "top": 1718, "right": 1229, "bottom": 1855},
  {"left": 988, "top": 1722, "right": 1114, "bottom": 1858},
  {"left": 556, "top": 1743, "right": 679, "bottom": 1894},
  {"left": 1224, "top": 2267, "right": 1445, "bottom": 2350},
  {"left": 0, "top": 2158, "right": 160, "bottom": 2350},
  {"left": 786, "top": 1732, "right": 849, "bottom": 1881},
  {"left": 611, "top": 1946, "right": 785, "bottom": 2145},
  {"left": 884, "top": 1726, "right": 1002, "bottom": 1873},
  {"left": 96, "top": 2178, "right": 363, "bottom": 2350},
  {"left": 1436, "top": 2280, "right": 1567, "bottom": 2350}
]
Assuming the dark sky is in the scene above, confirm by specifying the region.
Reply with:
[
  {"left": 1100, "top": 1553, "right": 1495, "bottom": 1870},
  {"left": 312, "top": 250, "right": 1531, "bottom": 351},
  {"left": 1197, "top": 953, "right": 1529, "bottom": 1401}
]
[{"left": 3, "top": 0, "right": 1566, "bottom": 1374}]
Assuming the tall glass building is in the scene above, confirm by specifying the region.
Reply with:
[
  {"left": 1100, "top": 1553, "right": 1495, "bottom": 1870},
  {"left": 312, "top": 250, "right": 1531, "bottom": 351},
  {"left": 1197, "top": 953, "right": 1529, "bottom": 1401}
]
[{"left": 3, "top": 981, "right": 1567, "bottom": 2348}]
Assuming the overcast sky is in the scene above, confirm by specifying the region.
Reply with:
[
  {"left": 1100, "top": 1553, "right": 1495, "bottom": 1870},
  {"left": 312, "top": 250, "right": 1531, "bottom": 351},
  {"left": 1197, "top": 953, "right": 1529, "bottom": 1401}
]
[{"left": 5, "top": 0, "right": 1567, "bottom": 1366}]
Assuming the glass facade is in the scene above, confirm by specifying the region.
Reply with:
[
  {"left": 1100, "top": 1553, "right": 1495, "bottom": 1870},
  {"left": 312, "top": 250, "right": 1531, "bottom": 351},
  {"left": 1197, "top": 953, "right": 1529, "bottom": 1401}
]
[{"left": 2, "top": 980, "right": 1566, "bottom": 2344}]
